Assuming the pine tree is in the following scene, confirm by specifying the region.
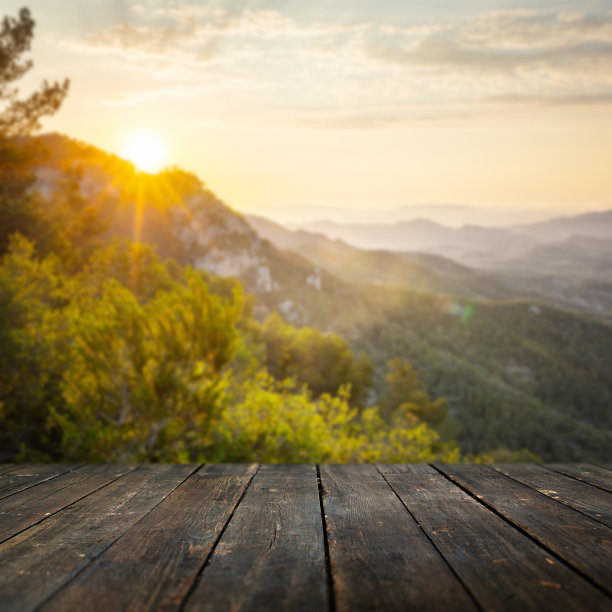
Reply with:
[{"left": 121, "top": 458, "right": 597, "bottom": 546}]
[{"left": 0, "top": 7, "right": 69, "bottom": 137}]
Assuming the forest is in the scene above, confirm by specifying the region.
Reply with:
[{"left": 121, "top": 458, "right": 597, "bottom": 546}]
[{"left": 0, "top": 209, "right": 460, "bottom": 463}]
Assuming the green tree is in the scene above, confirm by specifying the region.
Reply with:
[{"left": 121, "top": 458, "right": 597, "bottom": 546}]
[
  {"left": 211, "top": 374, "right": 458, "bottom": 463},
  {"left": 0, "top": 236, "right": 462, "bottom": 464},
  {"left": 35, "top": 165, "right": 108, "bottom": 268},
  {"left": 0, "top": 236, "right": 71, "bottom": 459},
  {"left": 0, "top": 8, "right": 69, "bottom": 137},
  {"left": 382, "top": 358, "right": 448, "bottom": 426},
  {"left": 261, "top": 312, "right": 373, "bottom": 405},
  {"left": 53, "top": 271, "right": 242, "bottom": 462}
]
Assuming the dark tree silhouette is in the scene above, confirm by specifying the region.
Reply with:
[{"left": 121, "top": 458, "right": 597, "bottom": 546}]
[{"left": 0, "top": 7, "right": 69, "bottom": 136}]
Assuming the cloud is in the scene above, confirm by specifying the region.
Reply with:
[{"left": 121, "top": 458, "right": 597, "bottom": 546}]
[
  {"left": 67, "top": 5, "right": 612, "bottom": 126},
  {"left": 78, "top": 7, "right": 213, "bottom": 65},
  {"left": 290, "top": 109, "right": 476, "bottom": 130},
  {"left": 460, "top": 10, "right": 612, "bottom": 47},
  {"left": 86, "top": 21, "right": 199, "bottom": 53},
  {"left": 488, "top": 92, "right": 612, "bottom": 107},
  {"left": 365, "top": 11, "right": 612, "bottom": 75},
  {"left": 75, "top": 5, "right": 316, "bottom": 63},
  {"left": 368, "top": 36, "right": 612, "bottom": 75}
]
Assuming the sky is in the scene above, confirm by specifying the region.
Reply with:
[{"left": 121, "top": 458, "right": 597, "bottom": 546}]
[{"left": 6, "top": 0, "right": 612, "bottom": 224}]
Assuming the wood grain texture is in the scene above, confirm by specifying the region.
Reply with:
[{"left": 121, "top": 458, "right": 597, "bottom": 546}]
[
  {"left": 0, "top": 464, "right": 134, "bottom": 544},
  {"left": 185, "top": 464, "right": 328, "bottom": 612},
  {"left": 494, "top": 464, "right": 612, "bottom": 528},
  {"left": 380, "top": 464, "right": 610, "bottom": 612},
  {"left": 0, "top": 463, "right": 610, "bottom": 611},
  {"left": 0, "top": 464, "right": 194, "bottom": 612},
  {"left": 547, "top": 464, "right": 612, "bottom": 493},
  {"left": 0, "top": 464, "right": 80, "bottom": 500},
  {"left": 436, "top": 464, "right": 612, "bottom": 595},
  {"left": 320, "top": 464, "right": 476, "bottom": 612},
  {"left": 42, "top": 464, "right": 256, "bottom": 612}
]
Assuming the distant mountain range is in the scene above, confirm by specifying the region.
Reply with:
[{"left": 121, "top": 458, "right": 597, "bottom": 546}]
[
  {"left": 295, "top": 218, "right": 536, "bottom": 265},
  {"left": 247, "top": 214, "right": 612, "bottom": 315},
  {"left": 501, "top": 235, "right": 612, "bottom": 282},
  {"left": 514, "top": 209, "right": 612, "bottom": 242},
  {"left": 291, "top": 209, "right": 612, "bottom": 279},
  {"left": 254, "top": 203, "right": 553, "bottom": 227}
]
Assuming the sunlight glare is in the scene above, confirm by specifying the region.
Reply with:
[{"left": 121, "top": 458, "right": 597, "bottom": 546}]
[{"left": 119, "top": 131, "right": 167, "bottom": 173}]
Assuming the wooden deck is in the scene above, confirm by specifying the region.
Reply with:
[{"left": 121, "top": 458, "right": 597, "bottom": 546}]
[{"left": 0, "top": 464, "right": 610, "bottom": 611}]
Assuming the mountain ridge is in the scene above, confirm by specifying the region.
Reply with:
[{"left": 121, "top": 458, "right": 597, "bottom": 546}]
[
  {"left": 24, "top": 132, "right": 612, "bottom": 462},
  {"left": 247, "top": 213, "right": 612, "bottom": 315}
]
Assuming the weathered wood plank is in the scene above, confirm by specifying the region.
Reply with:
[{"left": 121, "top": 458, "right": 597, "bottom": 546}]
[
  {"left": 184, "top": 464, "right": 328, "bottom": 612},
  {"left": 547, "top": 464, "right": 612, "bottom": 493},
  {"left": 494, "top": 464, "right": 612, "bottom": 528},
  {"left": 436, "top": 464, "right": 612, "bottom": 595},
  {"left": 320, "top": 464, "right": 476, "bottom": 611},
  {"left": 0, "top": 464, "right": 195, "bottom": 612},
  {"left": 0, "top": 464, "right": 135, "bottom": 544},
  {"left": 381, "top": 464, "right": 610, "bottom": 611},
  {"left": 0, "top": 465, "right": 18, "bottom": 475},
  {"left": 0, "top": 464, "right": 79, "bottom": 500},
  {"left": 42, "top": 464, "right": 256, "bottom": 612}
]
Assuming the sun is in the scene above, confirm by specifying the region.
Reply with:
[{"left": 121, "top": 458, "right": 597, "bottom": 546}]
[{"left": 119, "top": 131, "right": 167, "bottom": 173}]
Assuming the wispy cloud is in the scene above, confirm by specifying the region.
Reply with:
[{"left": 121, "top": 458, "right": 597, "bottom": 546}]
[
  {"left": 289, "top": 108, "right": 477, "bottom": 130},
  {"left": 365, "top": 11, "right": 612, "bottom": 74},
  {"left": 75, "top": 5, "right": 320, "bottom": 63},
  {"left": 67, "top": 5, "right": 612, "bottom": 126},
  {"left": 488, "top": 92, "right": 612, "bottom": 106},
  {"left": 366, "top": 37, "right": 612, "bottom": 74}
]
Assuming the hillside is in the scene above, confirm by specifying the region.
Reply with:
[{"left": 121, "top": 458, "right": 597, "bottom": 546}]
[
  {"left": 33, "top": 134, "right": 351, "bottom": 326},
  {"left": 295, "top": 209, "right": 612, "bottom": 279},
  {"left": 246, "top": 214, "right": 510, "bottom": 299},
  {"left": 342, "top": 291, "right": 612, "bottom": 461},
  {"left": 515, "top": 209, "right": 612, "bottom": 242},
  {"left": 496, "top": 235, "right": 612, "bottom": 282},
  {"left": 24, "top": 133, "right": 612, "bottom": 461},
  {"left": 248, "top": 214, "right": 612, "bottom": 316}
]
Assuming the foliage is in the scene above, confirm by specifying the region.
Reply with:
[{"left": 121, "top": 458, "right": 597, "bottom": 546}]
[
  {"left": 349, "top": 290, "right": 612, "bottom": 462},
  {"left": 0, "top": 8, "right": 69, "bottom": 137},
  {"left": 0, "top": 231, "right": 454, "bottom": 463},
  {"left": 0, "top": 236, "right": 71, "bottom": 457},
  {"left": 0, "top": 132, "right": 50, "bottom": 256},
  {"left": 4, "top": 127, "right": 610, "bottom": 463},
  {"left": 54, "top": 272, "right": 240, "bottom": 462},
  {"left": 261, "top": 312, "right": 373, "bottom": 406},
  {"left": 35, "top": 165, "right": 108, "bottom": 269},
  {"left": 210, "top": 374, "right": 459, "bottom": 463},
  {"left": 381, "top": 358, "right": 448, "bottom": 426}
]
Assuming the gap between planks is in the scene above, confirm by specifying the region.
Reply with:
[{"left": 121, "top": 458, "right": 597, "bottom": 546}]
[
  {"left": 0, "top": 465, "right": 610, "bottom": 612},
  {"left": 434, "top": 463, "right": 612, "bottom": 599}
]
